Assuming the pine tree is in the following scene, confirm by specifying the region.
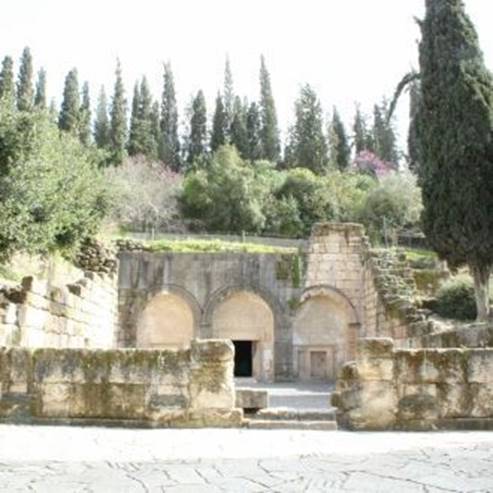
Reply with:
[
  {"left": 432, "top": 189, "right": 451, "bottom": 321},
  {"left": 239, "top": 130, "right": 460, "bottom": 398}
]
[
  {"left": 109, "top": 60, "right": 127, "bottom": 165},
  {"left": 223, "top": 56, "right": 234, "bottom": 140},
  {"left": 16, "top": 47, "right": 34, "bottom": 111},
  {"left": 353, "top": 105, "right": 369, "bottom": 154},
  {"left": 210, "top": 93, "right": 227, "bottom": 152},
  {"left": 34, "top": 68, "right": 47, "bottom": 109},
  {"left": 94, "top": 86, "right": 110, "bottom": 149},
  {"left": 417, "top": 0, "right": 493, "bottom": 320},
  {"left": 0, "top": 56, "right": 15, "bottom": 105},
  {"left": 328, "top": 107, "right": 351, "bottom": 171},
  {"left": 407, "top": 79, "right": 421, "bottom": 173},
  {"left": 159, "top": 62, "right": 180, "bottom": 170},
  {"left": 285, "top": 84, "right": 328, "bottom": 173},
  {"left": 187, "top": 89, "right": 208, "bottom": 165},
  {"left": 230, "top": 96, "right": 249, "bottom": 158},
  {"left": 128, "top": 81, "right": 142, "bottom": 156},
  {"left": 246, "top": 101, "right": 262, "bottom": 161},
  {"left": 259, "top": 55, "right": 280, "bottom": 162},
  {"left": 58, "top": 68, "right": 80, "bottom": 133},
  {"left": 79, "top": 81, "right": 91, "bottom": 145}
]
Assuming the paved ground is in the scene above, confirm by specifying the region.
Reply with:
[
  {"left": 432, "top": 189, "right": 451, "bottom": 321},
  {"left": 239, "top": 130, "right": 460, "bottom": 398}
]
[
  {"left": 0, "top": 425, "right": 492, "bottom": 492},
  {"left": 235, "top": 379, "right": 334, "bottom": 409}
]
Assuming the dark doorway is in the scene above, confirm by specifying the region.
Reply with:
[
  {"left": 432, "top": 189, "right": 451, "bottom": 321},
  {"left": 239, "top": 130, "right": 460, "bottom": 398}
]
[{"left": 233, "top": 341, "right": 253, "bottom": 377}]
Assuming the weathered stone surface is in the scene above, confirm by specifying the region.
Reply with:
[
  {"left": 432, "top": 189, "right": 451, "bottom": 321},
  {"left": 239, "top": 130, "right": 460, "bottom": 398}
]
[{"left": 235, "top": 389, "right": 269, "bottom": 410}]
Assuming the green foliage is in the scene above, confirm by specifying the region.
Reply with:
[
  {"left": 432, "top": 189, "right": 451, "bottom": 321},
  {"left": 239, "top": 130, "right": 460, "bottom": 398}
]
[
  {"left": 0, "top": 56, "right": 15, "bottom": 105},
  {"left": 285, "top": 84, "right": 328, "bottom": 174},
  {"left": 407, "top": 79, "right": 420, "bottom": 173},
  {"left": 94, "top": 85, "right": 110, "bottom": 150},
  {"left": 246, "top": 102, "right": 262, "bottom": 161},
  {"left": 79, "top": 81, "right": 91, "bottom": 145},
  {"left": 16, "top": 47, "right": 34, "bottom": 112},
  {"left": 372, "top": 99, "right": 399, "bottom": 164},
  {"left": 358, "top": 171, "right": 422, "bottom": 243},
  {"left": 58, "top": 68, "right": 80, "bottom": 133},
  {"left": 187, "top": 90, "right": 208, "bottom": 166},
  {"left": 181, "top": 145, "right": 268, "bottom": 233},
  {"left": 435, "top": 276, "right": 478, "bottom": 321},
  {"left": 210, "top": 93, "right": 227, "bottom": 152},
  {"left": 259, "top": 55, "right": 280, "bottom": 162},
  {"left": 34, "top": 68, "right": 47, "bottom": 109},
  {"left": 329, "top": 107, "right": 351, "bottom": 171},
  {"left": 109, "top": 60, "right": 128, "bottom": 165},
  {"left": 230, "top": 97, "right": 249, "bottom": 159},
  {"left": 0, "top": 105, "right": 109, "bottom": 260},
  {"left": 223, "top": 56, "right": 235, "bottom": 138},
  {"left": 353, "top": 105, "right": 372, "bottom": 153},
  {"left": 159, "top": 62, "right": 180, "bottom": 170}
]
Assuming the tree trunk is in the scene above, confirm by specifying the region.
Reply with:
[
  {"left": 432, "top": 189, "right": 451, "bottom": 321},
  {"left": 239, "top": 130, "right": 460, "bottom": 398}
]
[{"left": 470, "top": 264, "right": 491, "bottom": 322}]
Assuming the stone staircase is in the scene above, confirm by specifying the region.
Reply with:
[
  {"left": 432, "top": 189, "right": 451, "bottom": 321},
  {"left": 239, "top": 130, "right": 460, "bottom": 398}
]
[{"left": 245, "top": 407, "right": 338, "bottom": 430}]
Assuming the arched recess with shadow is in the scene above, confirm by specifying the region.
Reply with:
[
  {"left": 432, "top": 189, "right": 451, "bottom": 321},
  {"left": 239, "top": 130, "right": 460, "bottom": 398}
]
[
  {"left": 293, "top": 285, "right": 360, "bottom": 382},
  {"left": 203, "top": 285, "right": 284, "bottom": 383},
  {"left": 135, "top": 285, "right": 202, "bottom": 350}
]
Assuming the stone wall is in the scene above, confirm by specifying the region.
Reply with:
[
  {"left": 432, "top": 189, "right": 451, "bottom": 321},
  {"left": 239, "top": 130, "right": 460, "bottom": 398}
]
[
  {"left": 0, "top": 339, "right": 241, "bottom": 427},
  {"left": 0, "top": 261, "right": 118, "bottom": 350},
  {"left": 332, "top": 338, "right": 493, "bottom": 430}
]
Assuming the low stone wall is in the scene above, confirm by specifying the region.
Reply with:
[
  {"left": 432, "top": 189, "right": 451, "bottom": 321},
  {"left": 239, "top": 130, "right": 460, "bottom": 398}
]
[
  {"left": 0, "top": 271, "right": 118, "bottom": 349},
  {"left": 332, "top": 338, "right": 493, "bottom": 430},
  {"left": 0, "top": 340, "right": 241, "bottom": 427},
  {"left": 420, "top": 323, "right": 493, "bottom": 349}
]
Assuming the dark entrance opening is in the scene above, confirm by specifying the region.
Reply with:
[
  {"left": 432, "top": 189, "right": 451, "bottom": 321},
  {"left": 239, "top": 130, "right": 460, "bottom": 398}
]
[{"left": 233, "top": 341, "right": 253, "bottom": 377}]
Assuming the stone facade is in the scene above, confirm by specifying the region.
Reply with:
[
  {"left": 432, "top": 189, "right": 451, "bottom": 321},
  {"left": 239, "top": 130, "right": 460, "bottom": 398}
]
[
  {"left": 0, "top": 270, "right": 118, "bottom": 350},
  {"left": 332, "top": 338, "right": 493, "bottom": 430},
  {"left": 0, "top": 339, "right": 241, "bottom": 427}
]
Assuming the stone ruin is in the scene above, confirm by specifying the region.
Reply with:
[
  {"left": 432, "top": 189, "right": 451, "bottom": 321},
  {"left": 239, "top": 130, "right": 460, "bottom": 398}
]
[{"left": 0, "top": 222, "right": 491, "bottom": 429}]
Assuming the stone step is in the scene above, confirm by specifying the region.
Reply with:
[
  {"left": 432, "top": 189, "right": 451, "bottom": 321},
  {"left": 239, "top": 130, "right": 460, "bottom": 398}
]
[
  {"left": 251, "top": 407, "right": 337, "bottom": 421},
  {"left": 246, "top": 419, "right": 337, "bottom": 431}
]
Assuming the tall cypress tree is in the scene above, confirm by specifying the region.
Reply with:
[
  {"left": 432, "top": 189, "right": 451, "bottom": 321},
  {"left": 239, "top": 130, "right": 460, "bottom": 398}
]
[
  {"left": 373, "top": 100, "right": 399, "bottom": 164},
  {"left": 353, "top": 105, "right": 370, "bottom": 154},
  {"left": 109, "top": 60, "right": 127, "bottom": 165},
  {"left": 246, "top": 101, "right": 262, "bottom": 161},
  {"left": 34, "top": 68, "right": 47, "bottom": 109},
  {"left": 0, "top": 56, "right": 15, "bottom": 105},
  {"left": 418, "top": 0, "right": 493, "bottom": 320},
  {"left": 210, "top": 93, "right": 227, "bottom": 152},
  {"left": 259, "top": 55, "right": 280, "bottom": 162},
  {"left": 139, "top": 76, "right": 157, "bottom": 159},
  {"left": 16, "top": 47, "right": 34, "bottom": 111},
  {"left": 329, "top": 107, "right": 351, "bottom": 171},
  {"left": 230, "top": 96, "right": 249, "bottom": 158},
  {"left": 407, "top": 79, "right": 421, "bottom": 173},
  {"left": 128, "top": 81, "right": 142, "bottom": 156},
  {"left": 94, "top": 85, "right": 110, "bottom": 149},
  {"left": 150, "top": 100, "right": 161, "bottom": 157},
  {"left": 285, "top": 84, "right": 328, "bottom": 173},
  {"left": 58, "top": 68, "right": 80, "bottom": 133},
  {"left": 223, "top": 56, "right": 234, "bottom": 140},
  {"left": 187, "top": 89, "right": 208, "bottom": 165},
  {"left": 79, "top": 81, "right": 91, "bottom": 145},
  {"left": 159, "top": 62, "right": 180, "bottom": 170}
]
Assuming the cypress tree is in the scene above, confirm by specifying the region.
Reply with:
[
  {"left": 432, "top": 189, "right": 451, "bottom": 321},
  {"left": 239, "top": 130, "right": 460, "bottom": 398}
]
[
  {"left": 150, "top": 100, "right": 161, "bottom": 157},
  {"left": 373, "top": 100, "right": 399, "bottom": 164},
  {"left": 0, "top": 56, "right": 15, "bottom": 105},
  {"left": 246, "top": 101, "right": 262, "bottom": 162},
  {"left": 187, "top": 89, "right": 208, "bottom": 165},
  {"left": 128, "top": 81, "right": 142, "bottom": 156},
  {"left": 159, "top": 62, "right": 180, "bottom": 170},
  {"left": 34, "top": 68, "right": 47, "bottom": 109},
  {"left": 210, "top": 93, "right": 227, "bottom": 152},
  {"left": 407, "top": 79, "right": 421, "bottom": 173},
  {"left": 94, "top": 86, "right": 110, "bottom": 149},
  {"left": 223, "top": 56, "right": 234, "bottom": 139},
  {"left": 285, "top": 84, "right": 328, "bottom": 174},
  {"left": 16, "top": 47, "right": 34, "bottom": 111},
  {"left": 230, "top": 96, "right": 249, "bottom": 158},
  {"left": 109, "top": 60, "right": 127, "bottom": 165},
  {"left": 58, "top": 68, "right": 80, "bottom": 133},
  {"left": 139, "top": 76, "right": 157, "bottom": 159},
  {"left": 329, "top": 107, "right": 351, "bottom": 171},
  {"left": 259, "top": 55, "right": 280, "bottom": 162},
  {"left": 353, "top": 105, "right": 369, "bottom": 154},
  {"left": 79, "top": 81, "right": 91, "bottom": 145},
  {"left": 418, "top": 0, "right": 493, "bottom": 320}
]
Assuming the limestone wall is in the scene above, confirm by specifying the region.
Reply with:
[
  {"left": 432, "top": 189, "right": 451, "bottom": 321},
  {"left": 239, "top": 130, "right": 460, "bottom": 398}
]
[
  {"left": 0, "top": 340, "right": 241, "bottom": 427},
  {"left": 0, "top": 269, "right": 118, "bottom": 350},
  {"left": 332, "top": 338, "right": 493, "bottom": 430}
]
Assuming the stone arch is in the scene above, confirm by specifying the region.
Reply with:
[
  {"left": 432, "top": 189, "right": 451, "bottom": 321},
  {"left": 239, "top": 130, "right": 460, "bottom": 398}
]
[
  {"left": 135, "top": 285, "right": 201, "bottom": 350},
  {"left": 293, "top": 285, "right": 360, "bottom": 382},
  {"left": 203, "top": 284, "right": 283, "bottom": 382}
]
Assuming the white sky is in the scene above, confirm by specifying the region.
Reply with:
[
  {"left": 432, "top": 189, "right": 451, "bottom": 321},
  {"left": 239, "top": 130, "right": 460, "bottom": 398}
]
[{"left": 1, "top": 0, "right": 492, "bottom": 149}]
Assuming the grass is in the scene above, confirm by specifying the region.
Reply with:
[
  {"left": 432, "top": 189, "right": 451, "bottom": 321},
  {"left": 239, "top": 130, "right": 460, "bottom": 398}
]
[{"left": 125, "top": 238, "right": 299, "bottom": 255}]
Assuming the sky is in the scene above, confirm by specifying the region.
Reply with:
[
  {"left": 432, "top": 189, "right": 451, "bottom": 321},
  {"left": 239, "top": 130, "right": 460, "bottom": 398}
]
[{"left": 1, "top": 0, "right": 492, "bottom": 150}]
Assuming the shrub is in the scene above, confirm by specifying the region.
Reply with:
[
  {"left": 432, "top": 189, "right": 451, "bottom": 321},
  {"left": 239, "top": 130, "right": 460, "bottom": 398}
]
[{"left": 435, "top": 276, "right": 478, "bottom": 321}]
